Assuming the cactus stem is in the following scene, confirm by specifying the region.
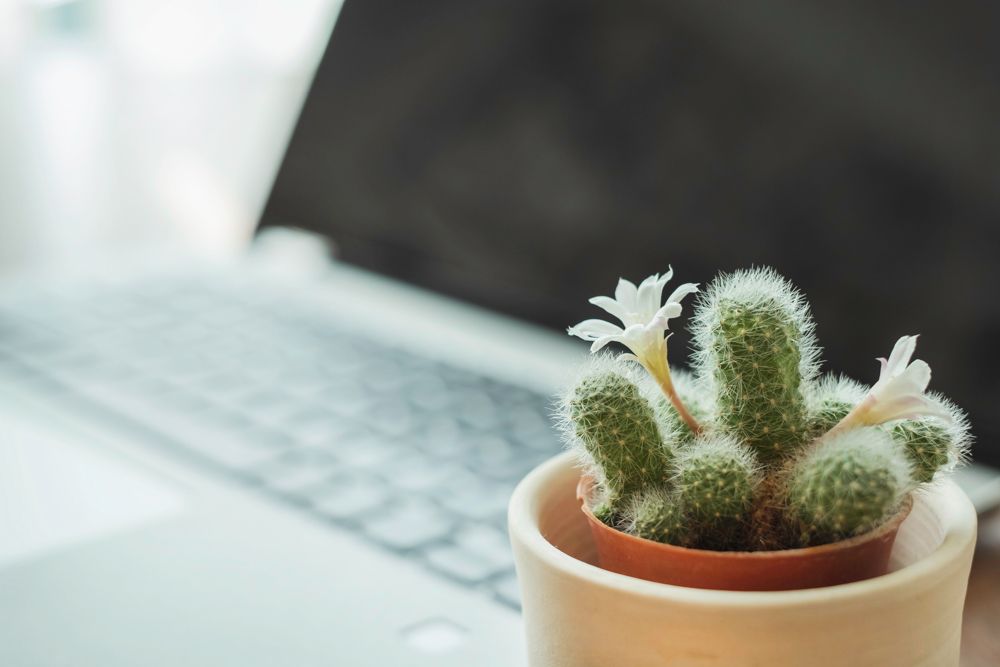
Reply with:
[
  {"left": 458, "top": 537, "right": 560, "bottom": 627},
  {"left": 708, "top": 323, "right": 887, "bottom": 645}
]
[
  {"left": 640, "top": 337, "right": 702, "bottom": 435},
  {"left": 824, "top": 399, "right": 869, "bottom": 439},
  {"left": 654, "top": 370, "right": 703, "bottom": 436}
]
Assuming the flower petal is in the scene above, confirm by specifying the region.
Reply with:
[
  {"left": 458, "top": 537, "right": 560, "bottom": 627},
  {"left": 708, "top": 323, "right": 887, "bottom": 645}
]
[
  {"left": 589, "top": 335, "right": 622, "bottom": 352},
  {"left": 899, "top": 359, "right": 932, "bottom": 393},
  {"left": 567, "top": 319, "right": 623, "bottom": 341},
  {"left": 884, "top": 335, "right": 918, "bottom": 378},
  {"left": 847, "top": 336, "right": 947, "bottom": 429},
  {"left": 665, "top": 282, "right": 699, "bottom": 307},
  {"left": 636, "top": 274, "right": 662, "bottom": 320},
  {"left": 869, "top": 394, "right": 952, "bottom": 424},
  {"left": 914, "top": 398, "right": 954, "bottom": 422},
  {"left": 652, "top": 301, "right": 683, "bottom": 325},
  {"left": 608, "top": 323, "right": 653, "bottom": 356},
  {"left": 614, "top": 278, "right": 638, "bottom": 311},
  {"left": 588, "top": 296, "right": 628, "bottom": 324},
  {"left": 656, "top": 267, "right": 674, "bottom": 293},
  {"left": 871, "top": 357, "right": 892, "bottom": 393}
]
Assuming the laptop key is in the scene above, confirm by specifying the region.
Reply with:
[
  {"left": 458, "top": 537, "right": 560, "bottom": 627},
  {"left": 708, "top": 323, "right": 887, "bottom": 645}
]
[
  {"left": 363, "top": 501, "right": 453, "bottom": 551},
  {"left": 424, "top": 545, "right": 505, "bottom": 585},
  {"left": 334, "top": 433, "right": 402, "bottom": 468},
  {"left": 277, "top": 408, "right": 352, "bottom": 447},
  {"left": 364, "top": 358, "right": 411, "bottom": 393},
  {"left": 254, "top": 451, "right": 342, "bottom": 496},
  {"left": 316, "top": 380, "right": 372, "bottom": 418},
  {"left": 467, "top": 434, "right": 516, "bottom": 466},
  {"left": 275, "top": 368, "right": 335, "bottom": 395},
  {"left": 188, "top": 433, "right": 283, "bottom": 470},
  {"left": 453, "top": 524, "right": 514, "bottom": 568},
  {"left": 367, "top": 400, "right": 415, "bottom": 438},
  {"left": 437, "top": 479, "right": 513, "bottom": 522},
  {"left": 414, "top": 417, "right": 466, "bottom": 459},
  {"left": 76, "top": 383, "right": 282, "bottom": 470},
  {"left": 407, "top": 374, "right": 452, "bottom": 411},
  {"left": 492, "top": 573, "right": 522, "bottom": 609},
  {"left": 310, "top": 474, "right": 391, "bottom": 521},
  {"left": 189, "top": 371, "right": 255, "bottom": 400},
  {"left": 506, "top": 405, "right": 558, "bottom": 449},
  {"left": 236, "top": 387, "right": 304, "bottom": 424},
  {"left": 456, "top": 391, "right": 500, "bottom": 430},
  {"left": 381, "top": 456, "right": 465, "bottom": 494},
  {"left": 478, "top": 457, "right": 544, "bottom": 484},
  {"left": 231, "top": 424, "right": 296, "bottom": 451}
]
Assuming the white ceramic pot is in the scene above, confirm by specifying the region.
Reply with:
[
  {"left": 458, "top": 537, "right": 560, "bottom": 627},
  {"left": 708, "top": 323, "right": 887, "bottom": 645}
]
[{"left": 508, "top": 452, "right": 977, "bottom": 667}]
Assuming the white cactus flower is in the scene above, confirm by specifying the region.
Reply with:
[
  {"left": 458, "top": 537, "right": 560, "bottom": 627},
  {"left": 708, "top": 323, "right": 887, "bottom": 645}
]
[
  {"left": 567, "top": 269, "right": 698, "bottom": 362},
  {"left": 568, "top": 269, "right": 701, "bottom": 433},
  {"left": 833, "top": 335, "right": 952, "bottom": 432}
]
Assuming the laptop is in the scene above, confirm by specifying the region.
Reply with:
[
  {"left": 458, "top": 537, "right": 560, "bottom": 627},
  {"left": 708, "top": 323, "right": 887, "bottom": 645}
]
[{"left": 2, "top": 1, "right": 999, "bottom": 665}]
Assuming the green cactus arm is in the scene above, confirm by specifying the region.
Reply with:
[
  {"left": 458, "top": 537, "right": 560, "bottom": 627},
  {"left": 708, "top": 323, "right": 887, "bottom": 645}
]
[
  {"left": 626, "top": 489, "right": 690, "bottom": 546},
  {"left": 805, "top": 374, "right": 868, "bottom": 439},
  {"left": 559, "top": 356, "right": 672, "bottom": 518},
  {"left": 890, "top": 422, "right": 951, "bottom": 484},
  {"left": 786, "top": 427, "right": 913, "bottom": 546},
  {"left": 888, "top": 394, "right": 971, "bottom": 483},
  {"left": 691, "top": 268, "right": 818, "bottom": 465},
  {"left": 671, "top": 435, "right": 760, "bottom": 550}
]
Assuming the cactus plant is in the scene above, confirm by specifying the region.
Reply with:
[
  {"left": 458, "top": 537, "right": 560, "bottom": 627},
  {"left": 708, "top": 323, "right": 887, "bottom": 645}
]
[{"left": 563, "top": 267, "right": 971, "bottom": 550}]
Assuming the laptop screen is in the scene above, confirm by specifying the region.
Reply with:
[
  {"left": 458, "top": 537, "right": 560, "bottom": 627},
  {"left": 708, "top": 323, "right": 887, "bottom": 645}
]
[{"left": 260, "top": 0, "right": 1000, "bottom": 465}]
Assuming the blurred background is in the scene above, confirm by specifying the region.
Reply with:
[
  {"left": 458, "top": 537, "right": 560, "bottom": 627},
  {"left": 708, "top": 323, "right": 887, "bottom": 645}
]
[
  {"left": 0, "top": 0, "right": 340, "bottom": 269},
  {"left": 3, "top": 0, "right": 1000, "bottom": 468}
]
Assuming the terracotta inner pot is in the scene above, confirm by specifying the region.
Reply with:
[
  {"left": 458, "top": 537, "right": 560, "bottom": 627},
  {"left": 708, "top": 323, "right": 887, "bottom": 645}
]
[{"left": 577, "top": 476, "right": 913, "bottom": 591}]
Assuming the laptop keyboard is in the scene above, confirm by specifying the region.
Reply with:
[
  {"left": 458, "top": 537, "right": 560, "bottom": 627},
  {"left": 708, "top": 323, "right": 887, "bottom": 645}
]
[{"left": 0, "top": 277, "right": 562, "bottom": 609}]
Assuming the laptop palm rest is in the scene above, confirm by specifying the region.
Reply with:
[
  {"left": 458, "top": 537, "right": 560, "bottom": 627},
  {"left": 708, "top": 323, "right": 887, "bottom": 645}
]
[{"left": 0, "top": 421, "right": 184, "bottom": 568}]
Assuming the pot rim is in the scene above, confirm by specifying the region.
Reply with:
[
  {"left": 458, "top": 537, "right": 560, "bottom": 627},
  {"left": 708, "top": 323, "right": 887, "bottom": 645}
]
[
  {"left": 509, "top": 452, "right": 978, "bottom": 608},
  {"left": 576, "top": 475, "right": 913, "bottom": 560}
]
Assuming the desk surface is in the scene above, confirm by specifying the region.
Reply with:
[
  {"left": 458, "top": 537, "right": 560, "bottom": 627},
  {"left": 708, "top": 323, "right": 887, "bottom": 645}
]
[{"left": 962, "top": 509, "right": 1000, "bottom": 666}]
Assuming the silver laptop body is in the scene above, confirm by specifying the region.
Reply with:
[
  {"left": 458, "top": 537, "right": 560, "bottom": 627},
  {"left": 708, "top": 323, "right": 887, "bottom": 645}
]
[{"left": 0, "top": 242, "right": 583, "bottom": 666}]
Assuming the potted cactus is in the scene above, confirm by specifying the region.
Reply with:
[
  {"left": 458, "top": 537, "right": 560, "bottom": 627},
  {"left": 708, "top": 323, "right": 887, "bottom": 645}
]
[
  {"left": 560, "top": 267, "right": 969, "bottom": 588},
  {"left": 508, "top": 266, "right": 978, "bottom": 666}
]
